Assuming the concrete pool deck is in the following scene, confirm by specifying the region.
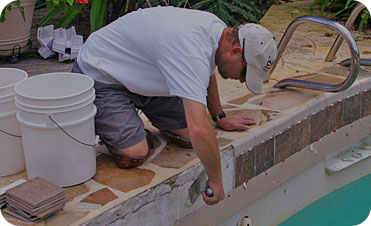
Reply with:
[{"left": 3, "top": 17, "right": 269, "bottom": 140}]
[{"left": 0, "top": 0, "right": 370, "bottom": 225}]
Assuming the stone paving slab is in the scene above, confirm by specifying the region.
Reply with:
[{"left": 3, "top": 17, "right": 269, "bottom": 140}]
[
  {"left": 0, "top": 58, "right": 73, "bottom": 77},
  {"left": 0, "top": 0, "right": 370, "bottom": 225}
]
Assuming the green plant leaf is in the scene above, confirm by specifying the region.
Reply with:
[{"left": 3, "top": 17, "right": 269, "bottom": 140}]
[
  {"left": 310, "top": 0, "right": 323, "bottom": 10},
  {"left": 321, "top": 0, "right": 331, "bottom": 15},
  {"left": 11, "top": 1, "right": 25, "bottom": 21},
  {"left": 56, "top": 3, "right": 85, "bottom": 28},
  {"left": 0, "top": 5, "right": 12, "bottom": 23},
  {"left": 358, "top": 10, "right": 370, "bottom": 32},
  {"left": 234, "top": 0, "right": 261, "bottom": 15},
  {"left": 39, "top": 5, "right": 66, "bottom": 27},
  {"left": 0, "top": 1, "right": 26, "bottom": 23},
  {"left": 345, "top": 0, "right": 353, "bottom": 9},
  {"left": 177, "top": 0, "right": 188, "bottom": 7},
  {"left": 218, "top": 4, "right": 238, "bottom": 26},
  {"left": 90, "top": 0, "right": 109, "bottom": 33},
  {"left": 331, "top": 2, "right": 357, "bottom": 18},
  {"left": 192, "top": 0, "right": 212, "bottom": 10},
  {"left": 46, "top": 0, "right": 56, "bottom": 10},
  {"left": 223, "top": 2, "right": 258, "bottom": 23},
  {"left": 67, "top": 0, "right": 75, "bottom": 6}
]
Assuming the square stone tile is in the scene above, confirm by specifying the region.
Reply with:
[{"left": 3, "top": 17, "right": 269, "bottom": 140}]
[
  {"left": 274, "top": 128, "right": 293, "bottom": 164},
  {"left": 255, "top": 138, "right": 274, "bottom": 175},
  {"left": 310, "top": 109, "right": 327, "bottom": 143},
  {"left": 361, "top": 90, "right": 371, "bottom": 117},
  {"left": 292, "top": 118, "right": 310, "bottom": 152},
  {"left": 326, "top": 101, "right": 343, "bottom": 134},
  {"left": 5, "top": 177, "right": 65, "bottom": 208},
  {"left": 80, "top": 188, "right": 118, "bottom": 206},
  {"left": 343, "top": 94, "right": 361, "bottom": 125},
  {"left": 94, "top": 154, "right": 155, "bottom": 193},
  {"left": 234, "top": 149, "right": 255, "bottom": 188}
]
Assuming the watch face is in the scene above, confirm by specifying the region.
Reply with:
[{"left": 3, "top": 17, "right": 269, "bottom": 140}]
[
  {"left": 217, "top": 111, "right": 226, "bottom": 120},
  {"left": 212, "top": 111, "right": 226, "bottom": 122}
]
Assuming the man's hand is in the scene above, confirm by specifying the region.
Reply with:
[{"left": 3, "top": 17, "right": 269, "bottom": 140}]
[
  {"left": 202, "top": 179, "right": 225, "bottom": 205},
  {"left": 216, "top": 115, "right": 256, "bottom": 131},
  {"left": 182, "top": 98, "right": 225, "bottom": 206}
]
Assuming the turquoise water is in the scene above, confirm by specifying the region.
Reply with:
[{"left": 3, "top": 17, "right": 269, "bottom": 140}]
[{"left": 279, "top": 174, "right": 371, "bottom": 226}]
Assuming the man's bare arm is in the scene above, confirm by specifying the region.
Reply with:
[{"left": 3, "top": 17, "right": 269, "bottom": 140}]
[
  {"left": 207, "top": 74, "right": 223, "bottom": 117},
  {"left": 182, "top": 98, "right": 225, "bottom": 205}
]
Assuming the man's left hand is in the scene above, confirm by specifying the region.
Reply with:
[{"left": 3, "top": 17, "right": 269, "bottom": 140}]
[{"left": 216, "top": 115, "right": 256, "bottom": 131}]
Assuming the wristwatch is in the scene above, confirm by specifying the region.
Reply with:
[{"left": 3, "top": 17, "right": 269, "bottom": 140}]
[{"left": 212, "top": 111, "right": 226, "bottom": 122}]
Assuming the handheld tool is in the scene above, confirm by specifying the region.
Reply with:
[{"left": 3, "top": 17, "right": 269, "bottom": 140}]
[{"left": 186, "top": 171, "right": 214, "bottom": 207}]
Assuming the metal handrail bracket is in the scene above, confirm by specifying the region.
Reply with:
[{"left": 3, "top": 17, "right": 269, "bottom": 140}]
[{"left": 264, "top": 15, "right": 360, "bottom": 93}]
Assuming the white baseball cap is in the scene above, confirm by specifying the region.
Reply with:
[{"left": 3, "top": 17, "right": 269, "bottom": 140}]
[{"left": 238, "top": 24, "right": 277, "bottom": 94}]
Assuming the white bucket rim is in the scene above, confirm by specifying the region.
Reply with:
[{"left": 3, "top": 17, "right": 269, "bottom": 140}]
[
  {"left": 0, "top": 94, "right": 15, "bottom": 104},
  {"left": 15, "top": 89, "right": 95, "bottom": 109},
  {"left": 16, "top": 105, "right": 96, "bottom": 129},
  {"left": 0, "top": 68, "right": 28, "bottom": 90},
  {"left": 15, "top": 95, "right": 95, "bottom": 114},
  {"left": 0, "top": 92, "right": 16, "bottom": 100},
  {"left": 15, "top": 72, "right": 94, "bottom": 101},
  {"left": 0, "top": 110, "right": 17, "bottom": 119}
]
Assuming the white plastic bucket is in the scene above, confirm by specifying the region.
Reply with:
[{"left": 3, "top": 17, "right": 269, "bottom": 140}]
[
  {"left": 15, "top": 88, "right": 95, "bottom": 109},
  {"left": 0, "top": 68, "right": 28, "bottom": 176},
  {"left": 15, "top": 72, "right": 97, "bottom": 187},
  {"left": 16, "top": 100, "right": 96, "bottom": 127},
  {"left": 0, "top": 68, "right": 28, "bottom": 96},
  {"left": 15, "top": 90, "right": 96, "bottom": 126},
  {"left": 16, "top": 107, "right": 97, "bottom": 187},
  {"left": 15, "top": 72, "right": 94, "bottom": 107},
  {"left": 0, "top": 113, "right": 25, "bottom": 176},
  {"left": 0, "top": 94, "right": 17, "bottom": 113}
]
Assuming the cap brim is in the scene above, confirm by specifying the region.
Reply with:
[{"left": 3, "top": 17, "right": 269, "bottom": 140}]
[{"left": 245, "top": 65, "right": 264, "bottom": 94}]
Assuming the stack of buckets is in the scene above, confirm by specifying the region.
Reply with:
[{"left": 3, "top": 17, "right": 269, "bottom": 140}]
[
  {"left": 1, "top": 69, "right": 97, "bottom": 187},
  {"left": 0, "top": 68, "right": 28, "bottom": 176}
]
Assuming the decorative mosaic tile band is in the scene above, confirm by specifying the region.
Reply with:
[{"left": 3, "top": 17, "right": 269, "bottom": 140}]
[{"left": 234, "top": 80, "right": 371, "bottom": 188}]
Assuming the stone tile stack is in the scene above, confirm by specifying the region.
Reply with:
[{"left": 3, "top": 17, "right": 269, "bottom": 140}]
[
  {"left": 0, "top": 192, "right": 4, "bottom": 208},
  {"left": 3, "top": 177, "right": 66, "bottom": 222},
  {"left": 0, "top": 179, "right": 26, "bottom": 208}
]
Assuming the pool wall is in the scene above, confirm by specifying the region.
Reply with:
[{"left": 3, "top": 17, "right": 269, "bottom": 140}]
[
  {"left": 219, "top": 138, "right": 371, "bottom": 226},
  {"left": 174, "top": 114, "right": 371, "bottom": 226},
  {"left": 78, "top": 77, "right": 371, "bottom": 226}
]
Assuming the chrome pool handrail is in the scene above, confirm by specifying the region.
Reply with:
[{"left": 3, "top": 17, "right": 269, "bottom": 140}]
[
  {"left": 264, "top": 16, "right": 360, "bottom": 92},
  {"left": 325, "top": 3, "right": 366, "bottom": 62}
]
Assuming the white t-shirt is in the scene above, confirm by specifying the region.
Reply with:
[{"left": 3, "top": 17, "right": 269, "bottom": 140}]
[{"left": 77, "top": 6, "right": 226, "bottom": 105}]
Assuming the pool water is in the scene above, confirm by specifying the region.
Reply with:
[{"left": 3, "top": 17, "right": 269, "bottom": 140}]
[{"left": 279, "top": 174, "right": 371, "bottom": 226}]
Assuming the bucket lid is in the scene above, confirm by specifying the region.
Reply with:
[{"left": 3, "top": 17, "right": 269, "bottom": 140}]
[
  {"left": 15, "top": 73, "right": 94, "bottom": 100},
  {"left": 0, "top": 68, "right": 28, "bottom": 96}
]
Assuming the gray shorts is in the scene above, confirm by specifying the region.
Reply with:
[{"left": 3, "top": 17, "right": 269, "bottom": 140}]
[{"left": 72, "top": 63, "right": 187, "bottom": 150}]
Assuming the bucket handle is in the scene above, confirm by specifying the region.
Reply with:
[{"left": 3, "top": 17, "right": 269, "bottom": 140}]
[
  {"left": 48, "top": 114, "right": 99, "bottom": 148},
  {"left": 0, "top": 129, "right": 21, "bottom": 138}
]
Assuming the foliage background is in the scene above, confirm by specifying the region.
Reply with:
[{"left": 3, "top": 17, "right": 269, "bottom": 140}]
[
  {"left": 311, "top": 0, "right": 370, "bottom": 32},
  {"left": 8, "top": 0, "right": 367, "bottom": 39},
  {"left": 38, "top": 0, "right": 276, "bottom": 38}
]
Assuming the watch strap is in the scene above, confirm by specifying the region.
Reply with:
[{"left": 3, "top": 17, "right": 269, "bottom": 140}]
[{"left": 212, "top": 111, "right": 226, "bottom": 122}]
